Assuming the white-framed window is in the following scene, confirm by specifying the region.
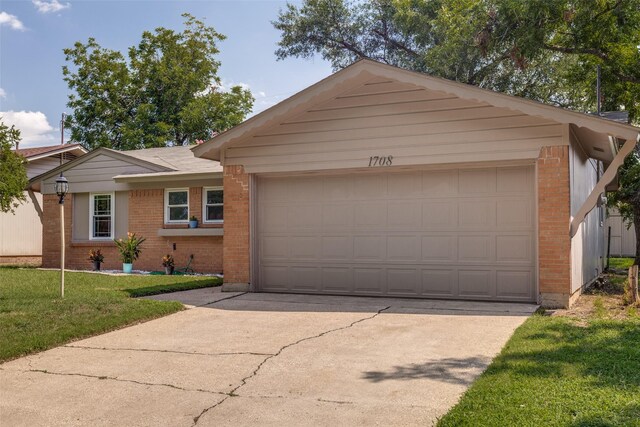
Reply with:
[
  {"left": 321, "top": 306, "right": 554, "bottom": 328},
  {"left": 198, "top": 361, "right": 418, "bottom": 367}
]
[
  {"left": 203, "top": 187, "right": 223, "bottom": 223},
  {"left": 165, "top": 188, "right": 189, "bottom": 223},
  {"left": 90, "top": 192, "right": 115, "bottom": 240}
]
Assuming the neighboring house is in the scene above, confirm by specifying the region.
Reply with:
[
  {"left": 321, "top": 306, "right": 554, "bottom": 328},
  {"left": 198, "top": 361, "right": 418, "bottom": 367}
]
[
  {"left": 193, "top": 59, "right": 639, "bottom": 308},
  {"left": 0, "top": 144, "right": 87, "bottom": 265},
  {"left": 29, "top": 145, "right": 223, "bottom": 273},
  {"left": 606, "top": 208, "right": 637, "bottom": 258}
]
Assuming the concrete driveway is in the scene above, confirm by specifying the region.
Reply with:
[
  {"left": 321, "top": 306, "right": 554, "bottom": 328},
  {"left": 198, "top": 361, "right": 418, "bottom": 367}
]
[{"left": 0, "top": 289, "right": 536, "bottom": 426}]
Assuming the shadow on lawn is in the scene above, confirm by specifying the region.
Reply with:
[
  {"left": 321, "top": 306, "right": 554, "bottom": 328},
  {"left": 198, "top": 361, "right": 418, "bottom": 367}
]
[
  {"left": 362, "top": 356, "right": 491, "bottom": 385},
  {"left": 486, "top": 319, "right": 640, "bottom": 388}
]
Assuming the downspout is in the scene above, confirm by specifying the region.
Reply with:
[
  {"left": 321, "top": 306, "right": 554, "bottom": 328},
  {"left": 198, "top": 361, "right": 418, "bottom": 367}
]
[{"left": 570, "top": 133, "right": 640, "bottom": 237}]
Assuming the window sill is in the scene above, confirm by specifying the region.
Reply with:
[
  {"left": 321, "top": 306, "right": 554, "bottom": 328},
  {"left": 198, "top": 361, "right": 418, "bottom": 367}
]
[{"left": 157, "top": 228, "right": 224, "bottom": 237}]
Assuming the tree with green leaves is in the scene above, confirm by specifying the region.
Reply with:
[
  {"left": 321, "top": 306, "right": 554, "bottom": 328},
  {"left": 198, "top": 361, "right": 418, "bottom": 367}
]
[
  {"left": 63, "top": 13, "right": 254, "bottom": 150},
  {"left": 275, "top": 0, "right": 640, "bottom": 262},
  {"left": 0, "top": 121, "right": 27, "bottom": 214}
]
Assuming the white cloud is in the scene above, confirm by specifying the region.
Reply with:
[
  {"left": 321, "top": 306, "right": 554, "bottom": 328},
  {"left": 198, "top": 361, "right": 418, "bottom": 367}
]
[
  {"left": 0, "top": 11, "right": 25, "bottom": 31},
  {"left": 0, "top": 88, "right": 6, "bottom": 99},
  {"left": 0, "top": 111, "right": 58, "bottom": 147},
  {"left": 32, "top": 0, "right": 70, "bottom": 14}
]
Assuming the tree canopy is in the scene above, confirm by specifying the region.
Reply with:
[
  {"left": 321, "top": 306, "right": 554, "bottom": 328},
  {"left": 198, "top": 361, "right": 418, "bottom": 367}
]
[
  {"left": 0, "top": 121, "right": 27, "bottom": 214},
  {"left": 274, "top": 0, "right": 640, "bottom": 120},
  {"left": 63, "top": 13, "right": 254, "bottom": 150}
]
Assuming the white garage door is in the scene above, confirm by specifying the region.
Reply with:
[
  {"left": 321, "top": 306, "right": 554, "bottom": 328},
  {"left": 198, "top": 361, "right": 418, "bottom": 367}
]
[{"left": 256, "top": 166, "right": 536, "bottom": 302}]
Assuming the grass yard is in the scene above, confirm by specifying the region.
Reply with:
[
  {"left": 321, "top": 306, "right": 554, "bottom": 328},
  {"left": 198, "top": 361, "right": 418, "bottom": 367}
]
[
  {"left": 0, "top": 268, "right": 221, "bottom": 362},
  {"left": 439, "top": 258, "right": 640, "bottom": 426}
]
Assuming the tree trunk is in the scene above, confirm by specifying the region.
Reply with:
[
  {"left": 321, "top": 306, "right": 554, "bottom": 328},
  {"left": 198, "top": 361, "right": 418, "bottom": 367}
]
[{"left": 634, "top": 204, "right": 640, "bottom": 266}]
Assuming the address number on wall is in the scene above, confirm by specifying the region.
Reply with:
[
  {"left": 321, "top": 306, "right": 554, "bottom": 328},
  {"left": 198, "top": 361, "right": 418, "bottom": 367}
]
[{"left": 368, "top": 155, "right": 393, "bottom": 167}]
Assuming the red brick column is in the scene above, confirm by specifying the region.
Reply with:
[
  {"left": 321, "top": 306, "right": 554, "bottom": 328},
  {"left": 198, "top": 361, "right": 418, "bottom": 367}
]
[
  {"left": 537, "top": 146, "right": 573, "bottom": 308},
  {"left": 222, "top": 165, "right": 250, "bottom": 289}
]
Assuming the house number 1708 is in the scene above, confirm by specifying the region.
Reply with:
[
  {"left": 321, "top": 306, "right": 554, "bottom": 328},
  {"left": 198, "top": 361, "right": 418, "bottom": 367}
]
[{"left": 368, "top": 155, "right": 393, "bottom": 167}]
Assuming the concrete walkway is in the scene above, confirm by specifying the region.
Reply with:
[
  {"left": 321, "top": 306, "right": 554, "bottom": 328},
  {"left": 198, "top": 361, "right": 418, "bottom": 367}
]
[{"left": 0, "top": 288, "right": 536, "bottom": 426}]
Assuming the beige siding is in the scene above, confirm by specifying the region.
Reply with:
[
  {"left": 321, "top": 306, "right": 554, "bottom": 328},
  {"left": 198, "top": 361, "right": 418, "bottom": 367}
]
[
  {"left": 40, "top": 154, "right": 157, "bottom": 194},
  {"left": 27, "top": 157, "right": 61, "bottom": 179},
  {"left": 570, "top": 130, "right": 605, "bottom": 292},
  {"left": 72, "top": 191, "right": 129, "bottom": 241},
  {"left": 606, "top": 208, "right": 636, "bottom": 257},
  {"left": 0, "top": 192, "right": 42, "bottom": 256},
  {"left": 225, "top": 80, "right": 565, "bottom": 173}
]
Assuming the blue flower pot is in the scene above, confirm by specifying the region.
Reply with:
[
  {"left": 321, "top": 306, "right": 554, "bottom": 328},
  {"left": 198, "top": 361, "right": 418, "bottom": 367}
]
[
  {"left": 122, "top": 263, "right": 133, "bottom": 274},
  {"left": 189, "top": 220, "right": 198, "bottom": 229}
]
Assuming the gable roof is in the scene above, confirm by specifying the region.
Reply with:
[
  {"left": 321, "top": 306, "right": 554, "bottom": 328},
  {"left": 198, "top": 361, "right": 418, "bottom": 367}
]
[
  {"left": 192, "top": 59, "right": 639, "bottom": 162},
  {"left": 28, "top": 145, "right": 223, "bottom": 193},
  {"left": 15, "top": 143, "right": 87, "bottom": 161}
]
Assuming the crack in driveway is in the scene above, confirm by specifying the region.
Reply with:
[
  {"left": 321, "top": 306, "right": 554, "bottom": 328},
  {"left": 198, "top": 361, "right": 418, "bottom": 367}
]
[
  {"left": 63, "top": 345, "right": 274, "bottom": 358},
  {"left": 24, "top": 369, "right": 230, "bottom": 397},
  {"left": 191, "top": 305, "right": 391, "bottom": 426}
]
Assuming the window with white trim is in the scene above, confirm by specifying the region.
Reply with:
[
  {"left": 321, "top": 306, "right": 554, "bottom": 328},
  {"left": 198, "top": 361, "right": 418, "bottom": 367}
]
[
  {"left": 165, "top": 189, "right": 189, "bottom": 223},
  {"left": 203, "top": 187, "right": 223, "bottom": 223},
  {"left": 90, "top": 193, "right": 115, "bottom": 239}
]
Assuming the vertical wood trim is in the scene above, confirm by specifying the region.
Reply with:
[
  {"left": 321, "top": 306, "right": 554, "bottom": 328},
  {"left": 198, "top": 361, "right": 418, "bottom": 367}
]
[{"left": 249, "top": 173, "right": 258, "bottom": 292}]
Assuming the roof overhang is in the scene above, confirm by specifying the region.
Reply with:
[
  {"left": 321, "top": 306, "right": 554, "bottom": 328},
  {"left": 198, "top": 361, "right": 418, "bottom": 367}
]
[
  {"left": 192, "top": 59, "right": 638, "bottom": 164},
  {"left": 24, "top": 144, "right": 88, "bottom": 162},
  {"left": 113, "top": 170, "right": 222, "bottom": 183}
]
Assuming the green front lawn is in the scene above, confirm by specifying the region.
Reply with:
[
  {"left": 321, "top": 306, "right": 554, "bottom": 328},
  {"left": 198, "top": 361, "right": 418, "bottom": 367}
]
[
  {"left": 439, "top": 281, "right": 640, "bottom": 426},
  {"left": 0, "top": 268, "right": 221, "bottom": 362}
]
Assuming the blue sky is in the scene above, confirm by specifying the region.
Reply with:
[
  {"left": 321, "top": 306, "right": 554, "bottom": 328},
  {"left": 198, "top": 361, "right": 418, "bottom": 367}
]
[{"left": 0, "top": 0, "right": 332, "bottom": 147}]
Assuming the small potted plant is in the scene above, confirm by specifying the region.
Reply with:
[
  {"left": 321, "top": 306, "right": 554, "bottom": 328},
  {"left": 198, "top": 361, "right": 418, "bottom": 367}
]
[
  {"left": 162, "top": 254, "right": 175, "bottom": 275},
  {"left": 189, "top": 215, "right": 199, "bottom": 229},
  {"left": 88, "top": 249, "right": 104, "bottom": 271},
  {"left": 114, "top": 232, "right": 146, "bottom": 273}
]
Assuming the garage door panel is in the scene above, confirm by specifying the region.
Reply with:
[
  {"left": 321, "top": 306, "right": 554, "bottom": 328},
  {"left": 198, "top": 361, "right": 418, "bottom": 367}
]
[
  {"left": 422, "top": 236, "right": 456, "bottom": 262},
  {"left": 290, "top": 267, "right": 321, "bottom": 291},
  {"left": 458, "top": 168, "right": 496, "bottom": 194},
  {"left": 322, "top": 267, "right": 353, "bottom": 293},
  {"left": 496, "top": 235, "right": 532, "bottom": 263},
  {"left": 496, "top": 199, "right": 533, "bottom": 228},
  {"left": 290, "top": 177, "right": 323, "bottom": 200},
  {"left": 497, "top": 167, "right": 533, "bottom": 193},
  {"left": 422, "top": 200, "right": 457, "bottom": 229},
  {"left": 387, "top": 269, "right": 420, "bottom": 295},
  {"left": 257, "top": 166, "right": 535, "bottom": 302},
  {"left": 354, "top": 202, "right": 387, "bottom": 227},
  {"left": 496, "top": 270, "right": 532, "bottom": 299},
  {"left": 261, "top": 236, "right": 289, "bottom": 259},
  {"left": 322, "top": 204, "right": 353, "bottom": 228},
  {"left": 387, "top": 201, "right": 421, "bottom": 229},
  {"left": 353, "top": 268, "right": 385, "bottom": 294},
  {"left": 323, "top": 176, "right": 352, "bottom": 200},
  {"left": 261, "top": 205, "right": 288, "bottom": 231},
  {"left": 458, "top": 236, "right": 494, "bottom": 263},
  {"left": 388, "top": 172, "right": 422, "bottom": 196},
  {"left": 422, "top": 170, "right": 458, "bottom": 195},
  {"left": 458, "top": 270, "right": 493, "bottom": 298},
  {"left": 289, "top": 236, "right": 320, "bottom": 259},
  {"left": 353, "top": 236, "right": 385, "bottom": 260},
  {"left": 387, "top": 236, "right": 420, "bottom": 261},
  {"left": 354, "top": 174, "right": 386, "bottom": 198},
  {"left": 321, "top": 236, "right": 352, "bottom": 260},
  {"left": 288, "top": 205, "right": 321, "bottom": 230},
  {"left": 261, "top": 266, "right": 289, "bottom": 291},
  {"left": 458, "top": 199, "right": 495, "bottom": 229},
  {"left": 422, "top": 269, "right": 457, "bottom": 296}
]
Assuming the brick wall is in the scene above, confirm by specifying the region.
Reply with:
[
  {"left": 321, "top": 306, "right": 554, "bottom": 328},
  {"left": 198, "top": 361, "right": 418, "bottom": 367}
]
[
  {"left": 222, "top": 165, "right": 250, "bottom": 284},
  {"left": 537, "top": 146, "right": 573, "bottom": 308},
  {"left": 42, "top": 189, "right": 223, "bottom": 274}
]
